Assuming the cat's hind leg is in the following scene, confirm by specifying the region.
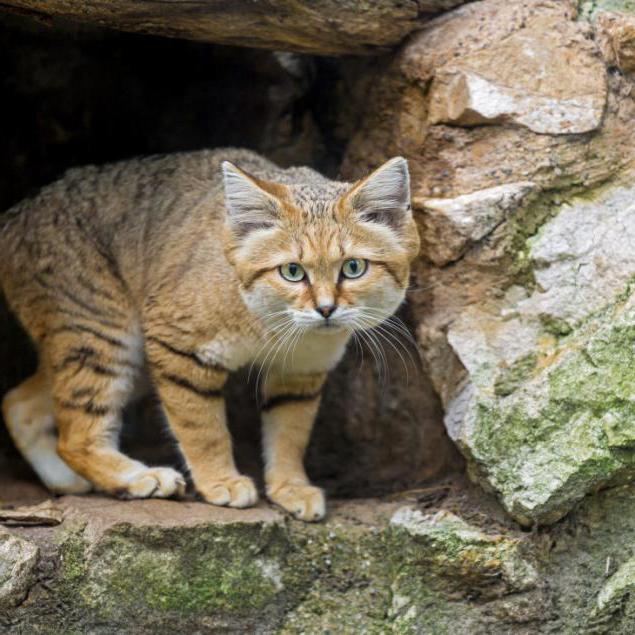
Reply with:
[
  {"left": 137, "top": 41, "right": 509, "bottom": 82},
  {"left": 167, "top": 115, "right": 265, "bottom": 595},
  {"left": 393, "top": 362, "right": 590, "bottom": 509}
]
[
  {"left": 2, "top": 369, "right": 92, "bottom": 494},
  {"left": 48, "top": 325, "right": 186, "bottom": 499}
]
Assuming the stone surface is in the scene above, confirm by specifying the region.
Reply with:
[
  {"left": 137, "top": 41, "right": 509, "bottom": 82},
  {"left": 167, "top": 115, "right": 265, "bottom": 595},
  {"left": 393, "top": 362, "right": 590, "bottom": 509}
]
[
  {"left": 418, "top": 182, "right": 537, "bottom": 265},
  {"left": 596, "top": 10, "right": 635, "bottom": 72},
  {"left": 0, "top": 0, "right": 468, "bottom": 55},
  {"left": 593, "top": 556, "right": 635, "bottom": 625},
  {"left": 342, "top": 0, "right": 635, "bottom": 199},
  {"left": 442, "top": 180, "right": 635, "bottom": 525},
  {"left": 340, "top": 0, "right": 635, "bottom": 527},
  {"left": 427, "top": 23, "right": 607, "bottom": 134},
  {"left": 0, "top": 483, "right": 629, "bottom": 633},
  {"left": 390, "top": 507, "right": 538, "bottom": 595},
  {"left": 0, "top": 527, "right": 38, "bottom": 609}
]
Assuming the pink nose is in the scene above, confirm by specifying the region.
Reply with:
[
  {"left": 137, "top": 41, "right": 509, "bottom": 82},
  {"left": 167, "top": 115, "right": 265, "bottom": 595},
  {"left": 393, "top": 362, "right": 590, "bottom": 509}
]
[{"left": 316, "top": 304, "right": 336, "bottom": 319}]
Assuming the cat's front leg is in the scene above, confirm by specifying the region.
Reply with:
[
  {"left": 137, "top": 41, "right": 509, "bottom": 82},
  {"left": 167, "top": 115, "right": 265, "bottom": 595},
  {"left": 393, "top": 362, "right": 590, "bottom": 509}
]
[
  {"left": 147, "top": 337, "right": 258, "bottom": 508},
  {"left": 261, "top": 372, "right": 326, "bottom": 521}
]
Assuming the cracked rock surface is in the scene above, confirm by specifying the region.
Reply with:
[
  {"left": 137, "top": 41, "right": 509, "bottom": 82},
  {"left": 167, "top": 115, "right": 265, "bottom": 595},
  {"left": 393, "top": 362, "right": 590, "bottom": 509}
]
[{"left": 5, "top": 482, "right": 635, "bottom": 633}]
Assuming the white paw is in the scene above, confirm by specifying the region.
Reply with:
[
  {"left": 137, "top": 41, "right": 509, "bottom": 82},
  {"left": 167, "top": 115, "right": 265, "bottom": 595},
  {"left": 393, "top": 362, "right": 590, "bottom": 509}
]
[
  {"left": 199, "top": 475, "right": 258, "bottom": 508},
  {"left": 124, "top": 467, "right": 186, "bottom": 499},
  {"left": 268, "top": 484, "right": 326, "bottom": 522}
]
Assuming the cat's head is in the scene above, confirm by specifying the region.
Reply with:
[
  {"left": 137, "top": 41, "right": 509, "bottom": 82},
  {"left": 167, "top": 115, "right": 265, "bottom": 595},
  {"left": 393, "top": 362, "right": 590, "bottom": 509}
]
[{"left": 222, "top": 157, "right": 420, "bottom": 335}]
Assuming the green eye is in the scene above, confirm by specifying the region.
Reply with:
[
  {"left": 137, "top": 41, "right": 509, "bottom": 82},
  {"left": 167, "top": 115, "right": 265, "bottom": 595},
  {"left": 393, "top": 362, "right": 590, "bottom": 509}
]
[
  {"left": 279, "top": 262, "right": 305, "bottom": 282},
  {"left": 341, "top": 258, "right": 367, "bottom": 279}
]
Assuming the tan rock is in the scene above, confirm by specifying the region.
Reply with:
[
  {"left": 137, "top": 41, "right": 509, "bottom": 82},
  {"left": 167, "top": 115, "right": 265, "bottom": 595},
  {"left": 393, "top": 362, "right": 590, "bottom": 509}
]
[
  {"left": 427, "top": 20, "right": 607, "bottom": 134},
  {"left": 342, "top": 0, "right": 631, "bottom": 199},
  {"left": 596, "top": 10, "right": 635, "bottom": 73},
  {"left": 0, "top": 0, "right": 470, "bottom": 55}
]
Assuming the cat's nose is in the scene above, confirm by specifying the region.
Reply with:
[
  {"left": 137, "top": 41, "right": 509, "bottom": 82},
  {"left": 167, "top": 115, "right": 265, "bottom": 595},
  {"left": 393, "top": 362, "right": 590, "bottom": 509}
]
[{"left": 316, "top": 304, "right": 337, "bottom": 319}]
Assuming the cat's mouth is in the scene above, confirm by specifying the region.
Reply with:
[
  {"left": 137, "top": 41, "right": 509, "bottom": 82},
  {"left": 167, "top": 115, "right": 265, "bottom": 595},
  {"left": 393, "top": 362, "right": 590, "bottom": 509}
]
[{"left": 315, "top": 320, "right": 345, "bottom": 333}]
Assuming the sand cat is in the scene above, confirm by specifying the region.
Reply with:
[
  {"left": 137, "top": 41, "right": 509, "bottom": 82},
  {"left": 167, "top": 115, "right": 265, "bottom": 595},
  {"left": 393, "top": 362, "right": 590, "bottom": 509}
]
[{"left": 0, "top": 149, "right": 419, "bottom": 521}]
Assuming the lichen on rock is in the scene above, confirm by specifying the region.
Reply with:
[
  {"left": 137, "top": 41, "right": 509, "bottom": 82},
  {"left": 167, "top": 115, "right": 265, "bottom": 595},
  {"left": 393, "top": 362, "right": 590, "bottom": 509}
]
[{"left": 444, "top": 180, "right": 635, "bottom": 526}]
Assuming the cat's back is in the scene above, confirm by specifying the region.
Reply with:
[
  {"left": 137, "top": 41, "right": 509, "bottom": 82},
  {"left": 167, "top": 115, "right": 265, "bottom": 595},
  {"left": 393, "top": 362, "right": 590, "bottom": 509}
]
[{"left": 0, "top": 147, "right": 277, "bottom": 287}]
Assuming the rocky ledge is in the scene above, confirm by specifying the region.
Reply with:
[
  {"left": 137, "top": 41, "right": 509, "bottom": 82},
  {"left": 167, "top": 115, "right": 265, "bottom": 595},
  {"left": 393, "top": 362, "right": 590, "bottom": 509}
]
[{"left": 2, "top": 479, "right": 635, "bottom": 633}]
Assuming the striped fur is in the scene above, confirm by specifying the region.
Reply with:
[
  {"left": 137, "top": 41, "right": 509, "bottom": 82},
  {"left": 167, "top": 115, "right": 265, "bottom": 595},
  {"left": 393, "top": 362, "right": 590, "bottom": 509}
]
[{"left": 0, "top": 148, "right": 419, "bottom": 521}]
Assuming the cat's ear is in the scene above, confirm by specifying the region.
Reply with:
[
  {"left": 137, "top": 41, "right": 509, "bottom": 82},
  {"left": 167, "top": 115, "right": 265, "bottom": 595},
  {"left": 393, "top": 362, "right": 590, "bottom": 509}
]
[
  {"left": 222, "top": 161, "right": 283, "bottom": 236},
  {"left": 347, "top": 157, "right": 411, "bottom": 229}
]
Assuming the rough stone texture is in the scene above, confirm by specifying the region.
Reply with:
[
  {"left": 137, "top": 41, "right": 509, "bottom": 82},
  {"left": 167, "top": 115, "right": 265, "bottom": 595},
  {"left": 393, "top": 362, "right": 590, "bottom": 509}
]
[
  {"left": 427, "top": 23, "right": 607, "bottom": 134},
  {"left": 596, "top": 10, "right": 635, "bottom": 72},
  {"left": 0, "top": 528, "right": 38, "bottom": 610},
  {"left": 341, "top": 0, "right": 635, "bottom": 526},
  {"left": 4, "top": 484, "right": 635, "bottom": 632},
  {"left": 390, "top": 507, "right": 538, "bottom": 595},
  {"left": 0, "top": 0, "right": 468, "bottom": 55},
  {"left": 342, "top": 0, "right": 633, "bottom": 198},
  {"left": 418, "top": 182, "right": 537, "bottom": 266}
]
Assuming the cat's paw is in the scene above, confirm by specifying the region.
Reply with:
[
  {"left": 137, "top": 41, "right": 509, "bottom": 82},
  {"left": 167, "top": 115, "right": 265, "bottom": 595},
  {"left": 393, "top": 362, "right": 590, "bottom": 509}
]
[
  {"left": 199, "top": 475, "right": 258, "bottom": 508},
  {"left": 123, "top": 467, "right": 186, "bottom": 499},
  {"left": 268, "top": 484, "right": 326, "bottom": 522}
]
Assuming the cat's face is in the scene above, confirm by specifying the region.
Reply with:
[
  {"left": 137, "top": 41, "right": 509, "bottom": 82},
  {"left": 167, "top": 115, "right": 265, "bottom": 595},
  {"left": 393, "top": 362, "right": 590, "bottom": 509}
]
[{"left": 222, "top": 158, "right": 420, "bottom": 336}]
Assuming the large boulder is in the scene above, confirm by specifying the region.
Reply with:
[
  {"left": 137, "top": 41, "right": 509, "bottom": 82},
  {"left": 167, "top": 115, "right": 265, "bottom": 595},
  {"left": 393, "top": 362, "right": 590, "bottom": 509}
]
[
  {"left": 343, "top": 0, "right": 635, "bottom": 525},
  {"left": 0, "top": 0, "right": 468, "bottom": 55}
]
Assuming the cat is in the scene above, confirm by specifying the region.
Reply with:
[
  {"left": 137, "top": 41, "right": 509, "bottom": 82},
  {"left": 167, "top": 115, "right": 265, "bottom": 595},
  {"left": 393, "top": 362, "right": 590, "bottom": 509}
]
[{"left": 0, "top": 148, "right": 419, "bottom": 521}]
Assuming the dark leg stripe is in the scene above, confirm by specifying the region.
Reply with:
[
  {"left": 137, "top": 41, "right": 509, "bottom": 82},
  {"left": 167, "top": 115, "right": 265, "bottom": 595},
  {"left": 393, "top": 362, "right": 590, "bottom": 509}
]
[
  {"left": 54, "top": 347, "right": 131, "bottom": 377},
  {"left": 71, "top": 387, "right": 97, "bottom": 399},
  {"left": 76, "top": 274, "right": 116, "bottom": 302},
  {"left": 51, "top": 324, "right": 127, "bottom": 348},
  {"left": 146, "top": 336, "right": 227, "bottom": 372},
  {"left": 261, "top": 391, "right": 322, "bottom": 412},
  {"left": 57, "top": 399, "right": 111, "bottom": 417},
  {"left": 46, "top": 307, "right": 124, "bottom": 331},
  {"left": 160, "top": 373, "right": 223, "bottom": 399}
]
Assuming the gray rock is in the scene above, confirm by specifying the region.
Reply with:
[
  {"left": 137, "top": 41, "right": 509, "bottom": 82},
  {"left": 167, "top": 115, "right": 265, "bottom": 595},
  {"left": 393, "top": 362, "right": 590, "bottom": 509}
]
[
  {"left": 0, "top": 528, "right": 38, "bottom": 609},
  {"left": 419, "top": 182, "right": 536, "bottom": 265},
  {"left": 445, "top": 179, "right": 635, "bottom": 525}
]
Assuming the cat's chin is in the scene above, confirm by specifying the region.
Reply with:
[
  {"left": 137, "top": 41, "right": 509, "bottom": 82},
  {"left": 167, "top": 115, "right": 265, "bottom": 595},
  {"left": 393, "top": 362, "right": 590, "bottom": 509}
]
[{"left": 312, "top": 322, "right": 348, "bottom": 335}]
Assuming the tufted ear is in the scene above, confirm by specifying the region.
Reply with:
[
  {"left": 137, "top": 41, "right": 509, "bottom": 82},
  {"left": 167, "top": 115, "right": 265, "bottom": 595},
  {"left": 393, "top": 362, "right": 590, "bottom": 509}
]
[
  {"left": 222, "top": 161, "right": 283, "bottom": 237},
  {"left": 347, "top": 157, "right": 411, "bottom": 229}
]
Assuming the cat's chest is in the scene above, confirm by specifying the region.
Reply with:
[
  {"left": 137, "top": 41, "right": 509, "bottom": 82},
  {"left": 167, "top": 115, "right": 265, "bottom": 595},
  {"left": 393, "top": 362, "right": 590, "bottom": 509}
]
[
  {"left": 254, "top": 331, "right": 348, "bottom": 375},
  {"left": 195, "top": 330, "right": 348, "bottom": 375},
  {"left": 196, "top": 333, "right": 256, "bottom": 372}
]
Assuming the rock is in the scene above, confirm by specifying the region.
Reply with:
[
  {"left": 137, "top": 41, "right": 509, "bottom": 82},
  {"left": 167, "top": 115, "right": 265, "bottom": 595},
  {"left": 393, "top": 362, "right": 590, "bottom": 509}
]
[
  {"left": 0, "top": 0, "right": 469, "bottom": 55},
  {"left": 596, "top": 10, "right": 635, "bottom": 72},
  {"left": 342, "top": 0, "right": 634, "bottom": 198},
  {"left": 0, "top": 527, "right": 38, "bottom": 609},
  {"left": 428, "top": 23, "right": 607, "bottom": 134},
  {"left": 390, "top": 507, "right": 538, "bottom": 595},
  {"left": 341, "top": 0, "right": 635, "bottom": 527},
  {"left": 592, "top": 556, "right": 635, "bottom": 626},
  {"left": 445, "top": 180, "right": 635, "bottom": 525},
  {"left": 1, "top": 491, "right": 542, "bottom": 633},
  {"left": 6, "top": 484, "right": 635, "bottom": 632},
  {"left": 418, "top": 182, "right": 536, "bottom": 265}
]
